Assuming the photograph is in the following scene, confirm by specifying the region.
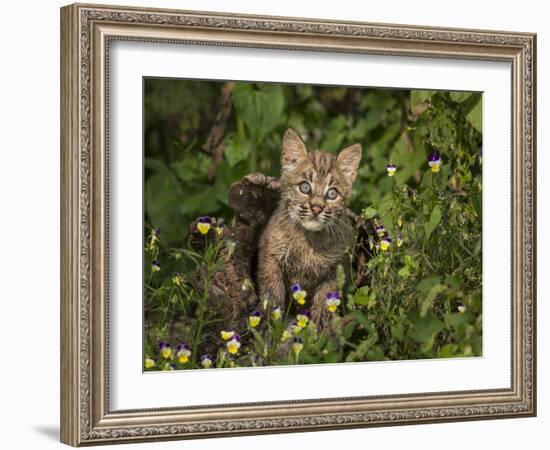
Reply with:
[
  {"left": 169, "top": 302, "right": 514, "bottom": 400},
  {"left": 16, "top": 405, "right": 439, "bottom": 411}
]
[{"left": 142, "top": 79, "right": 483, "bottom": 371}]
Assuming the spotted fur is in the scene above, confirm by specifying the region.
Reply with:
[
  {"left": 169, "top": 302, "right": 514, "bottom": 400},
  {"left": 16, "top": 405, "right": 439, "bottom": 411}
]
[{"left": 257, "top": 129, "right": 361, "bottom": 324}]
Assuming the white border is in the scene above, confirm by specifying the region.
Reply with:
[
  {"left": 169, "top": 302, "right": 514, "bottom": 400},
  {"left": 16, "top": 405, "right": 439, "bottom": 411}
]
[{"left": 109, "top": 41, "right": 511, "bottom": 410}]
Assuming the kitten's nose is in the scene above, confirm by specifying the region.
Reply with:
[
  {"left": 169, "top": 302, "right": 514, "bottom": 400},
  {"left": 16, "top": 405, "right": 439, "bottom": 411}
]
[{"left": 311, "top": 204, "right": 324, "bottom": 216}]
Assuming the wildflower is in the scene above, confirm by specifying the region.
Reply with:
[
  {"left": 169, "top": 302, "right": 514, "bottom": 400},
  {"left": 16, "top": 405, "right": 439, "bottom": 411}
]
[
  {"left": 200, "top": 354, "right": 213, "bottom": 369},
  {"left": 292, "top": 337, "right": 304, "bottom": 355},
  {"left": 380, "top": 237, "right": 392, "bottom": 251},
  {"left": 428, "top": 152, "right": 442, "bottom": 173},
  {"left": 196, "top": 216, "right": 212, "bottom": 235},
  {"left": 144, "top": 357, "right": 155, "bottom": 369},
  {"left": 161, "top": 362, "right": 174, "bottom": 371},
  {"left": 248, "top": 310, "right": 262, "bottom": 328},
  {"left": 386, "top": 163, "right": 397, "bottom": 177},
  {"left": 375, "top": 225, "right": 386, "bottom": 237},
  {"left": 220, "top": 330, "right": 235, "bottom": 341},
  {"left": 226, "top": 335, "right": 241, "bottom": 355},
  {"left": 396, "top": 234, "right": 404, "bottom": 247},
  {"left": 147, "top": 227, "right": 160, "bottom": 250},
  {"left": 296, "top": 310, "right": 311, "bottom": 328},
  {"left": 272, "top": 306, "right": 282, "bottom": 321},
  {"left": 159, "top": 342, "right": 172, "bottom": 359},
  {"left": 458, "top": 304, "right": 467, "bottom": 314},
  {"left": 325, "top": 291, "right": 341, "bottom": 313},
  {"left": 151, "top": 259, "right": 160, "bottom": 273},
  {"left": 225, "top": 239, "right": 236, "bottom": 257},
  {"left": 215, "top": 219, "right": 225, "bottom": 237},
  {"left": 290, "top": 322, "right": 302, "bottom": 335},
  {"left": 242, "top": 278, "right": 253, "bottom": 291},
  {"left": 176, "top": 343, "right": 191, "bottom": 364},
  {"left": 171, "top": 272, "right": 183, "bottom": 287},
  {"left": 281, "top": 329, "right": 292, "bottom": 341},
  {"left": 291, "top": 283, "right": 307, "bottom": 305}
]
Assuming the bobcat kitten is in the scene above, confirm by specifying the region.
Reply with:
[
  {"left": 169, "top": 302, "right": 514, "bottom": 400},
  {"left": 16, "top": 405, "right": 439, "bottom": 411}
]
[{"left": 257, "top": 128, "right": 362, "bottom": 324}]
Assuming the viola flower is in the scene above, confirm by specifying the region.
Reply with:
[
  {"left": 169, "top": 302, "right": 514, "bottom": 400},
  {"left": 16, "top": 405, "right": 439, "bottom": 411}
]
[
  {"left": 248, "top": 310, "right": 262, "bottom": 328},
  {"left": 196, "top": 216, "right": 212, "bottom": 235},
  {"left": 200, "top": 354, "right": 213, "bottom": 369},
  {"left": 386, "top": 163, "right": 397, "bottom": 177},
  {"left": 292, "top": 337, "right": 304, "bottom": 355},
  {"left": 380, "top": 237, "right": 392, "bottom": 251},
  {"left": 272, "top": 306, "right": 282, "bottom": 321},
  {"left": 171, "top": 272, "right": 183, "bottom": 287},
  {"left": 291, "top": 322, "right": 302, "bottom": 335},
  {"left": 296, "top": 310, "right": 311, "bottom": 328},
  {"left": 220, "top": 330, "right": 235, "bottom": 341},
  {"left": 325, "top": 291, "right": 341, "bottom": 313},
  {"left": 144, "top": 357, "right": 155, "bottom": 369},
  {"left": 291, "top": 284, "right": 307, "bottom": 305},
  {"left": 215, "top": 219, "right": 225, "bottom": 237},
  {"left": 458, "top": 304, "right": 467, "bottom": 314},
  {"left": 159, "top": 342, "right": 172, "bottom": 359},
  {"left": 281, "top": 329, "right": 292, "bottom": 341},
  {"left": 151, "top": 259, "right": 161, "bottom": 273},
  {"left": 428, "top": 152, "right": 442, "bottom": 173},
  {"left": 176, "top": 343, "right": 191, "bottom": 364},
  {"left": 396, "top": 234, "right": 404, "bottom": 248},
  {"left": 375, "top": 225, "right": 386, "bottom": 237},
  {"left": 226, "top": 335, "right": 241, "bottom": 355}
]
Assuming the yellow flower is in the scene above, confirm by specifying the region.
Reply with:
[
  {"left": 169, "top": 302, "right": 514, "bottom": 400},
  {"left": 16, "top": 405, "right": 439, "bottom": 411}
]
[
  {"left": 159, "top": 342, "right": 172, "bottom": 359},
  {"left": 396, "top": 235, "right": 404, "bottom": 247},
  {"left": 325, "top": 292, "right": 341, "bottom": 313},
  {"left": 200, "top": 354, "right": 213, "bottom": 368},
  {"left": 292, "top": 337, "right": 303, "bottom": 355},
  {"left": 296, "top": 313, "right": 310, "bottom": 328},
  {"left": 171, "top": 273, "right": 183, "bottom": 286},
  {"left": 145, "top": 357, "right": 155, "bottom": 369},
  {"left": 458, "top": 304, "right": 467, "bottom": 314},
  {"left": 291, "top": 284, "right": 307, "bottom": 305},
  {"left": 196, "top": 217, "right": 212, "bottom": 235},
  {"left": 226, "top": 336, "right": 241, "bottom": 355},
  {"left": 248, "top": 310, "right": 262, "bottom": 328},
  {"left": 386, "top": 164, "right": 397, "bottom": 177},
  {"left": 380, "top": 237, "right": 391, "bottom": 251},
  {"left": 272, "top": 306, "right": 282, "bottom": 321},
  {"left": 176, "top": 344, "right": 191, "bottom": 364},
  {"left": 281, "top": 329, "right": 291, "bottom": 341},
  {"left": 221, "top": 330, "right": 235, "bottom": 341}
]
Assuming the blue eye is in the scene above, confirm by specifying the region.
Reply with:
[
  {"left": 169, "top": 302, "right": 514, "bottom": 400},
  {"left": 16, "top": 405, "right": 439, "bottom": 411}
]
[
  {"left": 299, "top": 181, "right": 311, "bottom": 194},
  {"left": 326, "top": 188, "right": 339, "bottom": 200}
]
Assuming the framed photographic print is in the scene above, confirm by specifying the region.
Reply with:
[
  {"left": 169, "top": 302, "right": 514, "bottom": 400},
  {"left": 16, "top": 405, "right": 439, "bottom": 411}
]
[{"left": 60, "top": 3, "right": 537, "bottom": 446}]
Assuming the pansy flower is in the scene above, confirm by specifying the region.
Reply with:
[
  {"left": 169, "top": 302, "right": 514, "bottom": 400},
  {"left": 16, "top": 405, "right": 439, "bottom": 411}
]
[
  {"left": 325, "top": 291, "right": 341, "bottom": 313},
  {"left": 248, "top": 310, "right": 262, "bottom": 328},
  {"left": 386, "top": 163, "right": 397, "bottom": 177},
  {"left": 428, "top": 152, "right": 442, "bottom": 173},
  {"left": 171, "top": 272, "right": 183, "bottom": 287},
  {"left": 375, "top": 225, "right": 386, "bottom": 237},
  {"left": 396, "top": 234, "right": 404, "bottom": 248},
  {"left": 226, "top": 335, "right": 241, "bottom": 355},
  {"left": 215, "top": 219, "right": 225, "bottom": 237},
  {"left": 458, "top": 304, "right": 467, "bottom": 314},
  {"left": 159, "top": 342, "right": 172, "bottom": 359},
  {"left": 281, "top": 329, "right": 292, "bottom": 341},
  {"left": 144, "top": 357, "right": 155, "bottom": 369},
  {"left": 176, "top": 343, "right": 191, "bottom": 364},
  {"left": 220, "top": 330, "right": 235, "bottom": 341},
  {"left": 151, "top": 259, "right": 161, "bottom": 273},
  {"left": 196, "top": 216, "right": 212, "bottom": 235},
  {"left": 291, "top": 283, "right": 307, "bottom": 305},
  {"left": 380, "top": 237, "right": 392, "bottom": 251},
  {"left": 272, "top": 306, "right": 282, "bottom": 321},
  {"left": 290, "top": 322, "right": 302, "bottom": 335},
  {"left": 296, "top": 310, "right": 311, "bottom": 328},
  {"left": 292, "top": 337, "right": 304, "bottom": 355},
  {"left": 200, "top": 354, "right": 213, "bottom": 369}
]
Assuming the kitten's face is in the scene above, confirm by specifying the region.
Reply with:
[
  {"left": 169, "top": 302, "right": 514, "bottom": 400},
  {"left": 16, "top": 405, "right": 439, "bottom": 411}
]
[{"left": 280, "top": 129, "right": 362, "bottom": 232}]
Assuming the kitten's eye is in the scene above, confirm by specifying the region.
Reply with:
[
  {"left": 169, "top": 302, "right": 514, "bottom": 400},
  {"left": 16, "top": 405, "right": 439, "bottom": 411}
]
[
  {"left": 299, "top": 181, "right": 311, "bottom": 194},
  {"left": 326, "top": 188, "right": 339, "bottom": 200}
]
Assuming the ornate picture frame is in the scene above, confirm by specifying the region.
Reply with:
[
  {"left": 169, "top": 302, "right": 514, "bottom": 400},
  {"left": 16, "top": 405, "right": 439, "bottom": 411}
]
[{"left": 60, "top": 3, "right": 536, "bottom": 446}]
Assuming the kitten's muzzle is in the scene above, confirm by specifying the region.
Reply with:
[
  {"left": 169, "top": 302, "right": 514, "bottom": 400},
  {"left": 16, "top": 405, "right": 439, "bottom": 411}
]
[{"left": 310, "top": 204, "right": 324, "bottom": 216}]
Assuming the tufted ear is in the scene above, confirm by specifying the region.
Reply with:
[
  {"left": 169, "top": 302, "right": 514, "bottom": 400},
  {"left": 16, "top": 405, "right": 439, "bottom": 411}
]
[
  {"left": 337, "top": 143, "right": 362, "bottom": 182},
  {"left": 281, "top": 128, "right": 308, "bottom": 172}
]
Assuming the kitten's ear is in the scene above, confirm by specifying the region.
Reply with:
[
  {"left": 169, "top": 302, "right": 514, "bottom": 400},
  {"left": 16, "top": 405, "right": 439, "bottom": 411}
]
[
  {"left": 337, "top": 144, "right": 362, "bottom": 182},
  {"left": 281, "top": 128, "right": 308, "bottom": 172}
]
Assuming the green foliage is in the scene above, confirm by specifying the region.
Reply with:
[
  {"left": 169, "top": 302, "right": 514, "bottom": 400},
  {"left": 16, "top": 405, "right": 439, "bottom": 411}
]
[{"left": 143, "top": 80, "right": 483, "bottom": 369}]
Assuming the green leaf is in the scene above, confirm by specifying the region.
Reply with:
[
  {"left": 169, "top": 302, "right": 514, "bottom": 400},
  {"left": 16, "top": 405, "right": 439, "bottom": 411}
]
[
  {"left": 179, "top": 187, "right": 220, "bottom": 215},
  {"left": 410, "top": 314, "right": 445, "bottom": 343},
  {"left": 353, "top": 286, "right": 375, "bottom": 308},
  {"left": 224, "top": 133, "right": 252, "bottom": 167},
  {"left": 450, "top": 92, "right": 472, "bottom": 103},
  {"left": 362, "top": 206, "right": 378, "bottom": 219},
  {"left": 419, "top": 283, "right": 446, "bottom": 317},
  {"left": 349, "top": 310, "right": 372, "bottom": 332},
  {"left": 410, "top": 90, "right": 434, "bottom": 109},
  {"left": 397, "top": 265, "right": 410, "bottom": 278},
  {"left": 424, "top": 205, "right": 442, "bottom": 239},
  {"left": 171, "top": 154, "right": 210, "bottom": 182},
  {"left": 467, "top": 100, "right": 482, "bottom": 133},
  {"left": 232, "top": 83, "right": 285, "bottom": 142}
]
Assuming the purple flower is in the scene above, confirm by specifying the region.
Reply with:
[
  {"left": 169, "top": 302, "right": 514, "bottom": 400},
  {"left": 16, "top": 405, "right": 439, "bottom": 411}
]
[
  {"left": 326, "top": 291, "right": 341, "bottom": 300},
  {"left": 291, "top": 283, "right": 302, "bottom": 293},
  {"left": 428, "top": 152, "right": 442, "bottom": 173}
]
